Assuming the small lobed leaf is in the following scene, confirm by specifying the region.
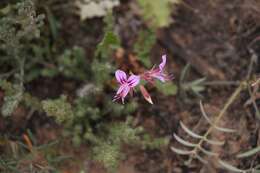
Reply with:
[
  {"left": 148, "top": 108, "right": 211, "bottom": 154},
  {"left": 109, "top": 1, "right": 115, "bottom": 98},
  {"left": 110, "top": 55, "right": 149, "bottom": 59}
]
[
  {"left": 0, "top": 82, "right": 23, "bottom": 117},
  {"left": 95, "top": 31, "right": 120, "bottom": 58},
  {"left": 1, "top": 92, "right": 23, "bottom": 117},
  {"left": 133, "top": 29, "right": 155, "bottom": 67},
  {"left": 155, "top": 81, "right": 177, "bottom": 96},
  {"left": 42, "top": 95, "right": 74, "bottom": 124}
]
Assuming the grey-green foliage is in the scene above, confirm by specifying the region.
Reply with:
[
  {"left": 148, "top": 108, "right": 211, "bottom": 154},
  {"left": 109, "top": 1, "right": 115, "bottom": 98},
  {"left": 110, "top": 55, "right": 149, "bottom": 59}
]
[
  {"left": 42, "top": 95, "right": 74, "bottom": 124},
  {"left": 0, "top": 0, "right": 44, "bottom": 63},
  {"left": 92, "top": 30, "right": 120, "bottom": 87},
  {"left": 41, "top": 94, "right": 142, "bottom": 171},
  {"left": 92, "top": 142, "right": 121, "bottom": 171},
  {"left": 0, "top": 0, "right": 87, "bottom": 83},
  {"left": 0, "top": 2, "right": 169, "bottom": 172},
  {"left": 0, "top": 80, "right": 43, "bottom": 115},
  {"left": 38, "top": 46, "right": 87, "bottom": 81},
  {"left": 134, "top": 29, "right": 156, "bottom": 67},
  {"left": 91, "top": 118, "right": 169, "bottom": 172},
  {"left": 0, "top": 80, "right": 23, "bottom": 117},
  {"left": 90, "top": 11, "right": 120, "bottom": 88},
  {"left": 155, "top": 80, "right": 178, "bottom": 96},
  {"left": 133, "top": 29, "right": 177, "bottom": 96},
  {"left": 1, "top": 84, "right": 23, "bottom": 117},
  {"left": 237, "top": 146, "right": 260, "bottom": 158},
  {"left": 91, "top": 124, "right": 135, "bottom": 171},
  {"left": 60, "top": 94, "right": 138, "bottom": 146},
  {"left": 180, "top": 64, "right": 206, "bottom": 98},
  {"left": 0, "top": 0, "right": 44, "bottom": 116}
]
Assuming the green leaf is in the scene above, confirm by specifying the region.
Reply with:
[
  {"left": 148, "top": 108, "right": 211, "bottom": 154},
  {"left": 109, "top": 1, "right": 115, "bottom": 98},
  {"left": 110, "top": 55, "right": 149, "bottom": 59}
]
[
  {"left": 237, "top": 146, "right": 260, "bottom": 158},
  {"left": 44, "top": 6, "right": 59, "bottom": 40},
  {"left": 0, "top": 82, "right": 23, "bottom": 117},
  {"left": 137, "top": 0, "right": 181, "bottom": 28},
  {"left": 173, "top": 133, "right": 196, "bottom": 147},
  {"left": 95, "top": 31, "right": 120, "bottom": 59},
  {"left": 42, "top": 95, "right": 74, "bottom": 124},
  {"left": 1, "top": 91, "right": 23, "bottom": 117},
  {"left": 155, "top": 81, "right": 177, "bottom": 96},
  {"left": 170, "top": 146, "right": 193, "bottom": 155},
  {"left": 180, "top": 121, "right": 224, "bottom": 146},
  {"left": 0, "top": 4, "right": 11, "bottom": 15},
  {"left": 134, "top": 29, "right": 156, "bottom": 67},
  {"left": 218, "top": 159, "right": 247, "bottom": 173}
]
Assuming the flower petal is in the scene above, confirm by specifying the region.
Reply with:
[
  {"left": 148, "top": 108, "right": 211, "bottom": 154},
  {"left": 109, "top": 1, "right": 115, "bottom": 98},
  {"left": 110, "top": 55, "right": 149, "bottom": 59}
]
[
  {"left": 115, "top": 70, "right": 127, "bottom": 84},
  {"left": 153, "top": 74, "right": 166, "bottom": 82},
  {"left": 121, "top": 85, "right": 130, "bottom": 98},
  {"left": 114, "top": 84, "right": 130, "bottom": 104},
  {"left": 120, "top": 85, "right": 130, "bottom": 104},
  {"left": 116, "top": 85, "right": 126, "bottom": 95},
  {"left": 159, "top": 54, "right": 167, "bottom": 71},
  {"left": 127, "top": 75, "right": 140, "bottom": 87}
]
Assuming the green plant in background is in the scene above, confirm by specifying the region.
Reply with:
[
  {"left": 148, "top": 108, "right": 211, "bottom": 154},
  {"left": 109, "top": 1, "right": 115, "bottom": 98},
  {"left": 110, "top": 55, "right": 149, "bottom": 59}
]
[
  {"left": 92, "top": 31, "right": 119, "bottom": 87},
  {"left": 91, "top": 118, "right": 141, "bottom": 171},
  {"left": 39, "top": 46, "right": 87, "bottom": 80},
  {"left": 155, "top": 80, "right": 178, "bottom": 96},
  {"left": 91, "top": 118, "right": 169, "bottom": 172},
  {"left": 0, "top": 136, "right": 68, "bottom": 173},
  {"left": 136, "top": 0, "right": 181, "bottom": 28},
  {"left": 0, "top": 1, "right": 170, "bottom": 172},
  {"left": 134, "top": 29, "right": 156, "bottom": 68},
  {"left": 0, "top": 0, "right": 44, "bottom": 116},
  {"left": 42, "top": 94, "right": 168, "bottom": 171},
  {"left": 41, "top": 13, "right": 169, "bottom": 171},
  {"left": 179, "top": 64, "right": 206, "bottom": 98},
  {"left": 133, "top": 29, "right": 177, "bottom": 97},
  {"left": 133, "top": 0, "right": 179, "bottom": 97},
  {"left": 42, "top": 95, "right": 74, "bottom": 124},
  {"left": 0, "top": 0, "right": 44, "bottom": 77}
]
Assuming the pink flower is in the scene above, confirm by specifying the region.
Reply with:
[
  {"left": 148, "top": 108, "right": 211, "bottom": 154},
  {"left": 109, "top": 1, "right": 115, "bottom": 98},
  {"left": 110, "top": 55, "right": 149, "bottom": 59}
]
[
  {"left": 113, "top": 70, "right": 140, "bottom": 103},
  {"left": 142, "top": 55, "right": 172, "bottom": 83},
  {"left": 113, "top": 54, "right": 173, "bottom": 104}
]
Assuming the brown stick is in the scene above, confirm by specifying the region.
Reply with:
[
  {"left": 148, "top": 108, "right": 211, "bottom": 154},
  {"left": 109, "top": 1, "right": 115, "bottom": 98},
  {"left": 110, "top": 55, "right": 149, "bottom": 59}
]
[{"left": 158, "top": 29, "right": 226, "bottom": 80}]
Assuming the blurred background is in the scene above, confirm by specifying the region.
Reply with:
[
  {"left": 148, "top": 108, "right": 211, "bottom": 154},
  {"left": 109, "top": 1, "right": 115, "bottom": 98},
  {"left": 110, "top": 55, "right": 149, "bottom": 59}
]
[{"left": 0, "top": 0, "right": 259, "bottom": 173}]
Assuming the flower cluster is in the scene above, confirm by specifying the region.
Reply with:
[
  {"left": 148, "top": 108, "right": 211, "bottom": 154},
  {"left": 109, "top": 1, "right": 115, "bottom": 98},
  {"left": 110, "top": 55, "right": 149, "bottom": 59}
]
[{"left": 113, "top": 54, "right": 172, "bottom": 104}]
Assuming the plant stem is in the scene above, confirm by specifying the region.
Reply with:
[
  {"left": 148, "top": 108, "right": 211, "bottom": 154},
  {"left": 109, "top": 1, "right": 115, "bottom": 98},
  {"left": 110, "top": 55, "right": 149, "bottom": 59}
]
[{"left": 189, "top": 81, "right": 246, "bottom": 162}]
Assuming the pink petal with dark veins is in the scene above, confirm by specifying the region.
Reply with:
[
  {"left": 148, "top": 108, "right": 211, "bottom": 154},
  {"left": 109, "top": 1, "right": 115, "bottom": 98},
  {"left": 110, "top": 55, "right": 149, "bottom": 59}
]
[
  {"left": 127, "top": 75, "right": 140, "bottom": 87},
  {"left": 115, "top": 70, "right": 127, "bottom": 84}
]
